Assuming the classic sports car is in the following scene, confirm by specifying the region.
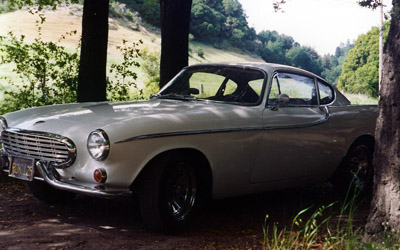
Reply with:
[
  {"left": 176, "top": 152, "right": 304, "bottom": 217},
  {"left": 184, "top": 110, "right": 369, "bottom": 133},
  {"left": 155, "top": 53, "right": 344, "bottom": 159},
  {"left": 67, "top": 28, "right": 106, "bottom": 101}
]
[{"left": 0, "top": 62, "right": 377, "bottom": 232}]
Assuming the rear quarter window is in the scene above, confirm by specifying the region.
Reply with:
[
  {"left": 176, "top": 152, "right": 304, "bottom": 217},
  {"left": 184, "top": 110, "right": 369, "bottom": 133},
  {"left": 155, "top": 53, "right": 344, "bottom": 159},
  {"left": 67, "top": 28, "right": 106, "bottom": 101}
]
[{"left": 318, "top": 80, "right": 334, "bottom": 104}]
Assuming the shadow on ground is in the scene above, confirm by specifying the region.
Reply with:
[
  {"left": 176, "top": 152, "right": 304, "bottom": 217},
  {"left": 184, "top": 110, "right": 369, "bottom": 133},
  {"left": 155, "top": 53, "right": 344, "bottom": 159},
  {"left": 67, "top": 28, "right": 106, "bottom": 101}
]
[{"left": 0, "top": 178, "right": 369, "bottom": 249}]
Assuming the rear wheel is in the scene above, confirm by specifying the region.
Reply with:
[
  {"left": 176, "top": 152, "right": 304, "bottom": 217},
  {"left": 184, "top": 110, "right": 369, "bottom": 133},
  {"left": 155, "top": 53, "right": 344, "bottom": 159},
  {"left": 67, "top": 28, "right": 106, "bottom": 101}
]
[
  {"left": 138, "top": 153, "right": 198, "bottom": 233},
  {"left": 333, "top": 139, "right": 374, "bottom": 199}
]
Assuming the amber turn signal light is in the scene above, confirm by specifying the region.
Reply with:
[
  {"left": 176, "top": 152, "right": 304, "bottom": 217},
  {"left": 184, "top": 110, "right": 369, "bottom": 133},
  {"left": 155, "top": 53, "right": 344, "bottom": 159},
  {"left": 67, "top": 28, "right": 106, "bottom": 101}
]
[{"left": 94, "top": 168, "right": 107, "bottom": 183}]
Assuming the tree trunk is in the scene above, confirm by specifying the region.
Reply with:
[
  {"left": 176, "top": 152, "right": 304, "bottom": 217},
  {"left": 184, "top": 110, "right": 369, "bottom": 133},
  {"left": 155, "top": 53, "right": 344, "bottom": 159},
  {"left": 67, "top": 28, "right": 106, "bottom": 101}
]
[
  {"left": 159, "top": 0, "right": 193, "bottom": 88},
  {"left": 77, "top": 0, "right": 109, "bottom": 102},
  {"left": 364, "top": 2, "right": 400, "bottom": 241}
]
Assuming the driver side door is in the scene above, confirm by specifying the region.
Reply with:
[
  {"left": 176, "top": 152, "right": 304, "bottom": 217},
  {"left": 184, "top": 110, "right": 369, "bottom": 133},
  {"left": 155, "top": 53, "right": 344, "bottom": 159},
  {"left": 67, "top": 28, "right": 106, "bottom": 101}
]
[{"left": 250, "top": 72, "right": 331, "bottom": 184}]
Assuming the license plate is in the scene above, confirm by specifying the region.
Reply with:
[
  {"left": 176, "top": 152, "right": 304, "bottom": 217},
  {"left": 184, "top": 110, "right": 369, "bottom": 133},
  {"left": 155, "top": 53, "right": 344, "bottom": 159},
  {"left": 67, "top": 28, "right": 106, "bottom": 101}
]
[{"left": 9, "top": 157, "right": 35, "bottom": 181}]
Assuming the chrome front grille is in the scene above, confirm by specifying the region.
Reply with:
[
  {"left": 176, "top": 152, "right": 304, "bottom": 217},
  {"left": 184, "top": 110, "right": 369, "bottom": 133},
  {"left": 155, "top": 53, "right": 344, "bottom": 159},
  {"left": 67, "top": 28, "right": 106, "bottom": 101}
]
[{"left": 1, "top": 129, "right": 76, "bottom": 168}]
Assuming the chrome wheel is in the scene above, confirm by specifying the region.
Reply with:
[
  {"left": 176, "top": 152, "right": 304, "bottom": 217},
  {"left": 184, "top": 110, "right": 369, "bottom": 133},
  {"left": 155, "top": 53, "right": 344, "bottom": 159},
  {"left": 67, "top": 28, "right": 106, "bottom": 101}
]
[
  {"left": 348, "top": 145, "right": 370, "bottom": 191},
  {"left": 138, "top": 153, "right": 201, "bottom": 233},
  {"left": 166, "top": 162, "right": 197, "bottom": 222},
  {"left": 332, "top": 139, "right": 374, "bottom": 198}
]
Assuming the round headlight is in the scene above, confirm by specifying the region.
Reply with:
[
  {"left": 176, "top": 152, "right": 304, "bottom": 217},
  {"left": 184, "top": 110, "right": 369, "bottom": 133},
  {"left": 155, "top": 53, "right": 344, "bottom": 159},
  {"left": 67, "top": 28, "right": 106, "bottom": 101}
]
[
  {"left": 0, "top": 117, "right": 7, "bottom": 133},
  {"left": 87, "top": 129, "right": 110, "bottom": 161}
]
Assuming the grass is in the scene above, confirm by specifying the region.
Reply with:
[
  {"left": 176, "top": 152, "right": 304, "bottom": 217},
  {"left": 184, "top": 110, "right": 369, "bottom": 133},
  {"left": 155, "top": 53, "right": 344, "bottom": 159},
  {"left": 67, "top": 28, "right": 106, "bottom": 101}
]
[
  {"left": 262, "top": 188, "right": 400, "bottom": 250},
  {"left": 343, "top": 92, "right": 379, "bottom": 105}
]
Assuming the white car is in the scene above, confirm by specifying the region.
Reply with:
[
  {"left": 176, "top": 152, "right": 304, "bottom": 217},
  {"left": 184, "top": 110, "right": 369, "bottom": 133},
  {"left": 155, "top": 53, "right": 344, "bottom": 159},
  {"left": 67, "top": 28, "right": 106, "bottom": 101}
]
[{"left": 0, "top": 62, "right": 376, "bottom": 232}]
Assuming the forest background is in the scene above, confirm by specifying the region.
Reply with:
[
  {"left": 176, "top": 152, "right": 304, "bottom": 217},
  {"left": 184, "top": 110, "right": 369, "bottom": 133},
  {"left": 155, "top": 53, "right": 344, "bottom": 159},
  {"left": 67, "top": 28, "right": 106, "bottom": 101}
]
[{"left": 0, "top": 0, "right": 385, "bottom": 114}]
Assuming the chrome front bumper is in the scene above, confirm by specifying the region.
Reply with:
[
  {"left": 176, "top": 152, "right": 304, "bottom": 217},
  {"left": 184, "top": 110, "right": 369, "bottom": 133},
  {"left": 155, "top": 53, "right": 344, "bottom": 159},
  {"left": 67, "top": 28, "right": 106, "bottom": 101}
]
[{"left": 0, "top": 153, "right": 132, "bottom": 198}]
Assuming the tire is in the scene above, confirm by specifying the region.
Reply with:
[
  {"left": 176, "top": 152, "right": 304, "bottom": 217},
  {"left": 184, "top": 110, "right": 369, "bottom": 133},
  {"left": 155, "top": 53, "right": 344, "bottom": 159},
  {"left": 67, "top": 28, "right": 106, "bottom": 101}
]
[
  {"left": 332, "top": 139, "right": 374, "bottom": 199},
  {"left": 138, "top": 153, "right": 198, "bottom": 233},
  {"left": 27, "top": 180, "right": 76, "bottom": 204}
]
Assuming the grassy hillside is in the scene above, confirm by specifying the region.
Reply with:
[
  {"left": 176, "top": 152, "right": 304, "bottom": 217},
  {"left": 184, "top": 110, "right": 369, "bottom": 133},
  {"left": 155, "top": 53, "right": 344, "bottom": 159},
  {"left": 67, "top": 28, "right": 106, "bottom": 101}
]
[{"left": 0, "top": 5, "right": 261, "bottom": 90}]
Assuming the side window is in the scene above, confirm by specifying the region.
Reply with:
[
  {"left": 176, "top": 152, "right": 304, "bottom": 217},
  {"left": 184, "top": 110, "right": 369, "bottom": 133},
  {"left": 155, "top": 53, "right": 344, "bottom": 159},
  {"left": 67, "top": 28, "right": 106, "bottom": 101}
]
[
  {"left": 268, "top": 72, "right": 318, "bottom": 106},
  {"left": 318, "top": 80, "right": 334, "bottom": 105},
  {"left": 270, "top": 72, "right": 317, "bottom": 106}
]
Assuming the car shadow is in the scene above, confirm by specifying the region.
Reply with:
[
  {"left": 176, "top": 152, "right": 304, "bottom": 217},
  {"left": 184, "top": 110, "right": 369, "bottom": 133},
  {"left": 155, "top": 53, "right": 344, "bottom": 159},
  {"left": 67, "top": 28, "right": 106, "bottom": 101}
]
[{"left": 0, "top": 179, "right": 370, "bottom": 249}]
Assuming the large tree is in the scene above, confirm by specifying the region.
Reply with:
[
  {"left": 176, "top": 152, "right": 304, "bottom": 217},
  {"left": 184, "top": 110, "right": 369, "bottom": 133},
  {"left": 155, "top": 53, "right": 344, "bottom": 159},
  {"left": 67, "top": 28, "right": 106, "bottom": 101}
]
[
  {"left": 159, "top": 0, "right": 193, "bottom": 87},
  {"left": 274, "top": 0, "right": 400, "bottom": 242},
  {"left": 363, "top": 0, "right": 400, "bottom": 241},
  {"left": 77, "top": 0, "right": 109, "bottom": 102}
]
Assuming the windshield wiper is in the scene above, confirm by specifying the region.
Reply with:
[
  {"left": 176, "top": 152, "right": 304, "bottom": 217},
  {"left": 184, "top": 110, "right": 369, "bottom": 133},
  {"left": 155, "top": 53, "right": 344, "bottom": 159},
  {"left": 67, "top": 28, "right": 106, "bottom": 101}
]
[{"left": 152, "top": 93, "right": 197, "bottom": 101}]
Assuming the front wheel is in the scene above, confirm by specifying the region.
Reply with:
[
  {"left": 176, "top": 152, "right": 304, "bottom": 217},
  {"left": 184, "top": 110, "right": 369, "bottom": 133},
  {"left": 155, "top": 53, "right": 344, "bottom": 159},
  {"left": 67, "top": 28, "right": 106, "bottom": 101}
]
[
  {"left": 138, "top": 154, "right": 198, "bottom": 233},
  {"left": 332, "top": 139, "right": 374, "bottom": 199}
]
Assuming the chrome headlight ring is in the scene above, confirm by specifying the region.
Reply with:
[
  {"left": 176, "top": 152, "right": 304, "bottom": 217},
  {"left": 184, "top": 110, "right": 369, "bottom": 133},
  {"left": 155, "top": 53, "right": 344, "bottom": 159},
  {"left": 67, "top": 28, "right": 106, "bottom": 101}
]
[
  {"left": 0, "top": 117, "right": 7, "bottom": 133},
  {"left": 87, "top": 129, "right": 110, "bottom": 161},
  {"left": 0, "top": 117, "right": 7, "bottom": 148}
]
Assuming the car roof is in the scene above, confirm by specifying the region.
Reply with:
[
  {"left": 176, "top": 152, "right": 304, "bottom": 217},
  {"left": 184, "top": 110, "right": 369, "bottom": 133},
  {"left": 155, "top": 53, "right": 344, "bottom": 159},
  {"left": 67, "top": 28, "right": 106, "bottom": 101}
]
[{"left": 187, "top": 62, "right": 326, "bottom": 82}]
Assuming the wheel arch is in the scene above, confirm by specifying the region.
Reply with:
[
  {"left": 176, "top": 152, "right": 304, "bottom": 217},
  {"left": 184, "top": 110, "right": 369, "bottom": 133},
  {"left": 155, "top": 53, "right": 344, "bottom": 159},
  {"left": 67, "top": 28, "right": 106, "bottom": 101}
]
[
  {"left": 347, "top": 134, "right": 375, "bottom": 155},
  {"left": 331, "top": 134, "right": 375, "bottom": 196},
  {"left": 131, "top": 148, "right": 213, "bottom": 198},
  {"left": 330, "top": 134, "right": 375, "bottom": 180}
]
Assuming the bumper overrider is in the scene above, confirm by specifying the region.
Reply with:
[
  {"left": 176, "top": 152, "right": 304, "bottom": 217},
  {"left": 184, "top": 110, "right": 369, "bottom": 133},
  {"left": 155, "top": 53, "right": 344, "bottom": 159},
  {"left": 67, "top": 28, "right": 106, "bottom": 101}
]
[{"left": 0, "top": 126, "right": 131, "bottom": 198}]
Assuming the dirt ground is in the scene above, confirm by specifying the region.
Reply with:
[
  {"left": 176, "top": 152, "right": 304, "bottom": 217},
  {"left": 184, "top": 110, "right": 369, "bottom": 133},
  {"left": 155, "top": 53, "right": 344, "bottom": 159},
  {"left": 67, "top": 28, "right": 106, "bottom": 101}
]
[{"left": 0, "top": 176, "right": 370, "bottom": 250}]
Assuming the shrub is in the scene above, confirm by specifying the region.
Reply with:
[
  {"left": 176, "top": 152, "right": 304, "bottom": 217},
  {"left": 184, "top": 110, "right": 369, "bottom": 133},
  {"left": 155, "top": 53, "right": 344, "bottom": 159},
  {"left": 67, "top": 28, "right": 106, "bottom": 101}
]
[
  {"left": 0, "top": 20, "right": 79, "bottom": 114},
  {"left": 108, "top": 39, "right": 143, "bottom": 101},
  {"left": 196, "top": 47, "right": 205, "bottom": 59}
]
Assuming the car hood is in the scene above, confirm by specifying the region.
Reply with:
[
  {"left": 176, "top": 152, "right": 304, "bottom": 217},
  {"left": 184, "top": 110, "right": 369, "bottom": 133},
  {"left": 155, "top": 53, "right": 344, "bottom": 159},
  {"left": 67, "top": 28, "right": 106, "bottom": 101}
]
[
  {"left": 4, "top": 100, "right": 168, "bottom": 128},
  {"left": 3, "top": 99, "right": 261, "bottom": 143}
]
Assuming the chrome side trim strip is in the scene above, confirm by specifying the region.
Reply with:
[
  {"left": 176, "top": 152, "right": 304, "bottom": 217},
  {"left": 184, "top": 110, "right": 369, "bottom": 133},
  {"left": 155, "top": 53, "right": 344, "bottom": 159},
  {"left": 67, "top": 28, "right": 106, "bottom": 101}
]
[
  {"left": 36, "top": 161, "right": 132, "bottom": 198},
  {"left": 115, "top": 106, "right": 330, "bottom": 144}
]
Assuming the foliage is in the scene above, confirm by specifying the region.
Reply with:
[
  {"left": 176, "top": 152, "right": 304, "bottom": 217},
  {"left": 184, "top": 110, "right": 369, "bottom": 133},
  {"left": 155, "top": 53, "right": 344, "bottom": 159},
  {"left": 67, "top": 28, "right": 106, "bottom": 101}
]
[
  {"left": 258, "top": 30, "right": 324, "bottom": 75},
  {"left": 190, "top": 0, "right": 224, "bottom": 42},
  {"left": 0, "top": 21, "right": 79, "bottom": 114},
  {"left": 0, "top": 0, "right": 18, "bottom": 13},
  {"left": 286, "top": 46, "right": 323, "bottom": 75},
  {"left": 196, "top": 47, "right": 205, "bottom": 58},
  {"left": 321, "top": 41, "right": 354, "bottom": 85},
  {"left": 107, "top": 39, "right": 143, "bottom": 101},
  {"left": 117, "top": 0, "right": 325, "bottom": 75},
  {"left": 358, "top": 0, "right": 382, "bottom": 9},
  {"left": 127, "top": 0, "right": 257, "bottom": 50},
  {"left": 140, "top": 48, "right": 160, "bottom": 97},
  {"left": 7, "top": 0, "right": 79, "bottom": 10},
  {"left": 109, "top": 0, "right": 137, "bottom": 23},
  {"left": 118, "top": 0, "right": 160, "bottom": 27},
  {"left": 337, "top": 22, "right": 389, "bottom": 97}
]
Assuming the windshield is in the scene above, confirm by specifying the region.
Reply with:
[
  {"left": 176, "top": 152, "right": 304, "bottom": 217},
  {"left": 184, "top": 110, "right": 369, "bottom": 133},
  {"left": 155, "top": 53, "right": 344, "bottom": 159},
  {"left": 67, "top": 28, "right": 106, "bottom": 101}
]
[{"left": 156, "top": 66, "right": 267, "bottom": 105}]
